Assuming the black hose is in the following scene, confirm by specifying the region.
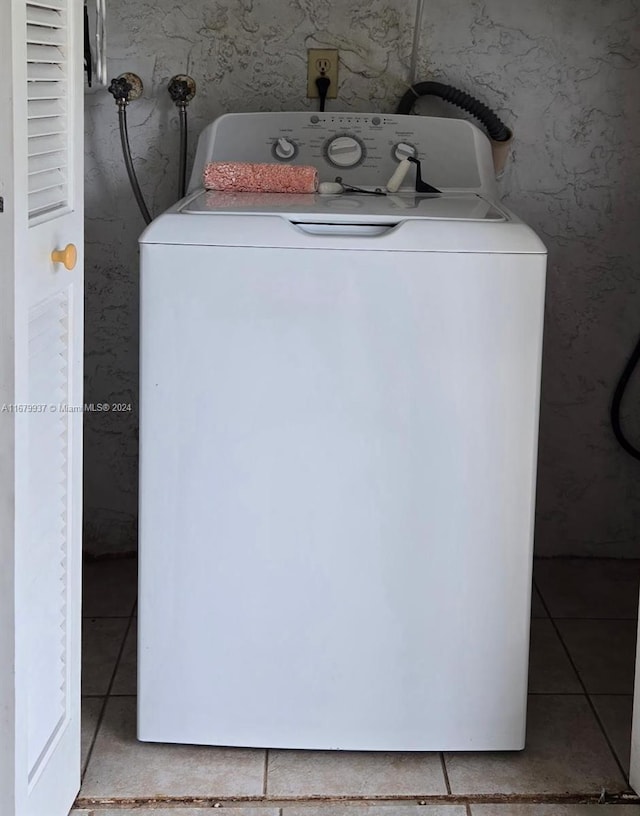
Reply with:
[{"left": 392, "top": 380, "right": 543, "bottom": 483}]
[
  {"left": 611, "top": 333, "right": 640, "bottom": 460},
  {"left": 396, "top": 81, "right": 511, "bottom": 142},
  {"left": 178, "top": 105, "right": 188, "bottom": 199},
  {"left": 118, "top": 106, "right": 152, "bottom": 225}
]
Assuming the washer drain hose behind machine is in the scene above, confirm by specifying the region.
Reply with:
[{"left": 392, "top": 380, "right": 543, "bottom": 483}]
[
  {"left": 396, "top": 81, "right": 513, "bottom": 173},
  {"left": 396, "top": 81, "right": 512, "bottom": 141},
  {"left": 611, "top": 333, "right": 640, "bottom": 460}
]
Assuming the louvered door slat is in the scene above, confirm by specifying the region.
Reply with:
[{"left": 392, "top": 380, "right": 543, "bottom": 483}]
[
  {"left": 28, "top": 98, "right": 64, "bottom": 118},
  {"left": 26, "top": 4, "right": 64, "bottom": 26},
  {"left": 26, "top": 0, "right": 66, "bottom": 10},
  {"left": 28, "top": 168, "right": 65, "bottom": 194},
  {"left": 27, "top": 25, "right": 65, "bottom": 45},
  {"left": 29, "top": 322, "right": 66, "bottom": 355},
  {"left": 28, "top": 81, "right": 64, "bottom": 99},
  {"left": 28, "top": 133, "right": 66, "bottom": 156},
  {"left": 28, "top": 151, "right": 67, "bottom": 175},
  {"left": 26, "top": 0, "right": 69, "bottom": 219},
  {"left": 26, "top": 42, "right": 64, "bottom": 62},
  {"left": 28, "top": 62, "right": 64, "bottom": 80},
  {"left": 28, "top": 117, "right": 65, "bottom": 137},
  {"left": 28, "top": 187, "right": 68, "bottom": 215}
]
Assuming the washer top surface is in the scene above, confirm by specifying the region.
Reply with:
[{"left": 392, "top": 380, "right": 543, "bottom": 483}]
[{"left": 181, "top": 190, "right": 507, "bottom": 223}]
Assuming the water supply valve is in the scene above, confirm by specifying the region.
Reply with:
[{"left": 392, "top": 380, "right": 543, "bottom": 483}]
[
  {"left": 108, "top": 72, "right": 143, "bottom": 106},
  {"left": 168, "top": 75, "right": 196, "bottom": 107}
]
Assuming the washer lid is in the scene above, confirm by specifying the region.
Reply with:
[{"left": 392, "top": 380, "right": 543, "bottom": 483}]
[{"left": 181, "top": 190, "right": 507, "bottom": 224}]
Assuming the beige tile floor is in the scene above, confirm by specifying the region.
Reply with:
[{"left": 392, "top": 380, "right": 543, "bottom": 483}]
[{"left": 73, "top": 557, "right": 640, "bottom": 815}]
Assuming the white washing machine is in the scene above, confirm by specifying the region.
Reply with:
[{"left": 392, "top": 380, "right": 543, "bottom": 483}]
[{"left": 138, "top": 112, "right": 547, "bottom": 751}]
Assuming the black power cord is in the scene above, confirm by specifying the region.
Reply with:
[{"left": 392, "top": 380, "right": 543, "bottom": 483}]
[
  {"left": 316, "top": 75, "right": 331, "bottom": 112},
  {"left": 611, "top": 333, "right": 640, "bottom": 460}
]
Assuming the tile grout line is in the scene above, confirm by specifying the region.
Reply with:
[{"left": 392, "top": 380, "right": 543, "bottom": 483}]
[
  {"left": 83, "top": 692, "right": 138, "bottom": 698},
  {"left": 439, "top": 751, "right": 452, "bottom": 794},
  {"left": 84, "top": 686, "right": 633, "bottom": 701},
  {"left": 589, "top": 692, "right": 636, "bottom": 698},
  {"left": 527, "top": 691, "right": 592, "bottom": 696},
  {"left": 551, "top": 617, "right": 639, "bottom": 622},
  {"left": 465, "top": 803, "right": 473, "bottom": 816},
  {"left": 586, "top": 691, "right": 635, "bottom": 783},
  {"left": 528, "top": 691, "right": 633, "bottom": 697},
  {"left": 533, "top": 576, "right": 632, "bottom": 788},
  {"left": 80, "top": 606, "right": 137, "bottom": 786}
]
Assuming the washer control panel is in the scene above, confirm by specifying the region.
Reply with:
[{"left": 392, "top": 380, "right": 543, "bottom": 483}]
[
  {"left": 272, "top": 137, "right": 297, "bottom": 160},
  {"left": 325, "top": 135, "right": 364, "bottom": 168},
  {"left": 189, "top": 112, "right": 494, "bottom": 193}
]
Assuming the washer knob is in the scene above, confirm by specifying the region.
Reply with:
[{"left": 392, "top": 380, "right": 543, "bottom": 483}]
[
  {"left": 274, "top": 137, "right": 296, "bottom": 160},
  {"left": 327, "top": 136, "right": 363, "bottom": 168},
  {"left": 394, "top": 142, "right": 416, "bottom": 161}
]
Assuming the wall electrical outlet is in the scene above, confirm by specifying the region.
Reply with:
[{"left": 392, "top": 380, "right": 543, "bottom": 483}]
[{"left": 307, "top": 48, "right": 339, "bottom": 99}]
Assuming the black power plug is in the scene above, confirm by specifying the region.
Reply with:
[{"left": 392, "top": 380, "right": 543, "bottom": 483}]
[{"left": 315, "top": 75, "right": 331, "bottom": 112}]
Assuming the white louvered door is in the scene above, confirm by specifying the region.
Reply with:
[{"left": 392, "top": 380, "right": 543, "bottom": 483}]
[
  {"left": 0, "top": 0, "right": 83, "bottom": 814},
  {"left": 27, "top": 1, "right": 70, "bottom": 217}
]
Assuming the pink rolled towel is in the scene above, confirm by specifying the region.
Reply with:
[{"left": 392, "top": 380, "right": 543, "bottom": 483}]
[{"left": 203, "top": 162, "right": 318, "bottom": 193}]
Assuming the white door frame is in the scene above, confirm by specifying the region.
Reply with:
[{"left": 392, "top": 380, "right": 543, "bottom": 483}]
[{"left": 0, "top": 2, "right": 19, "bottom": 809}]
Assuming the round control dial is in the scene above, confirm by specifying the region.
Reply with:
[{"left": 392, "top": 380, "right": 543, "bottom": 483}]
[
  {"left": 326, "top": 135, "right": 364, "bottom": 168},
  {"left": 273, "top": 137, "right": 297, "bottom": 161},
  {"left": 394, "top": 142, "right": 416, "bottom": 161}
]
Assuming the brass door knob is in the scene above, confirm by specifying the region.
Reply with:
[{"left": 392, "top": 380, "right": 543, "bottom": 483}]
[{"left": 51, "top": 243, "right": 77, "bottom": 270}]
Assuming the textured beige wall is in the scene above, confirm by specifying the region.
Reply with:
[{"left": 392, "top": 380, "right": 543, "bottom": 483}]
[
  {"left": 83, "top": 0, "right": 415, "bottom": 552},
  {"left": 83, "top": 0, "right": 640, "bottom": 556},
  {"left": 412, "top": 0, "right": 640, "bottom": 556}
]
